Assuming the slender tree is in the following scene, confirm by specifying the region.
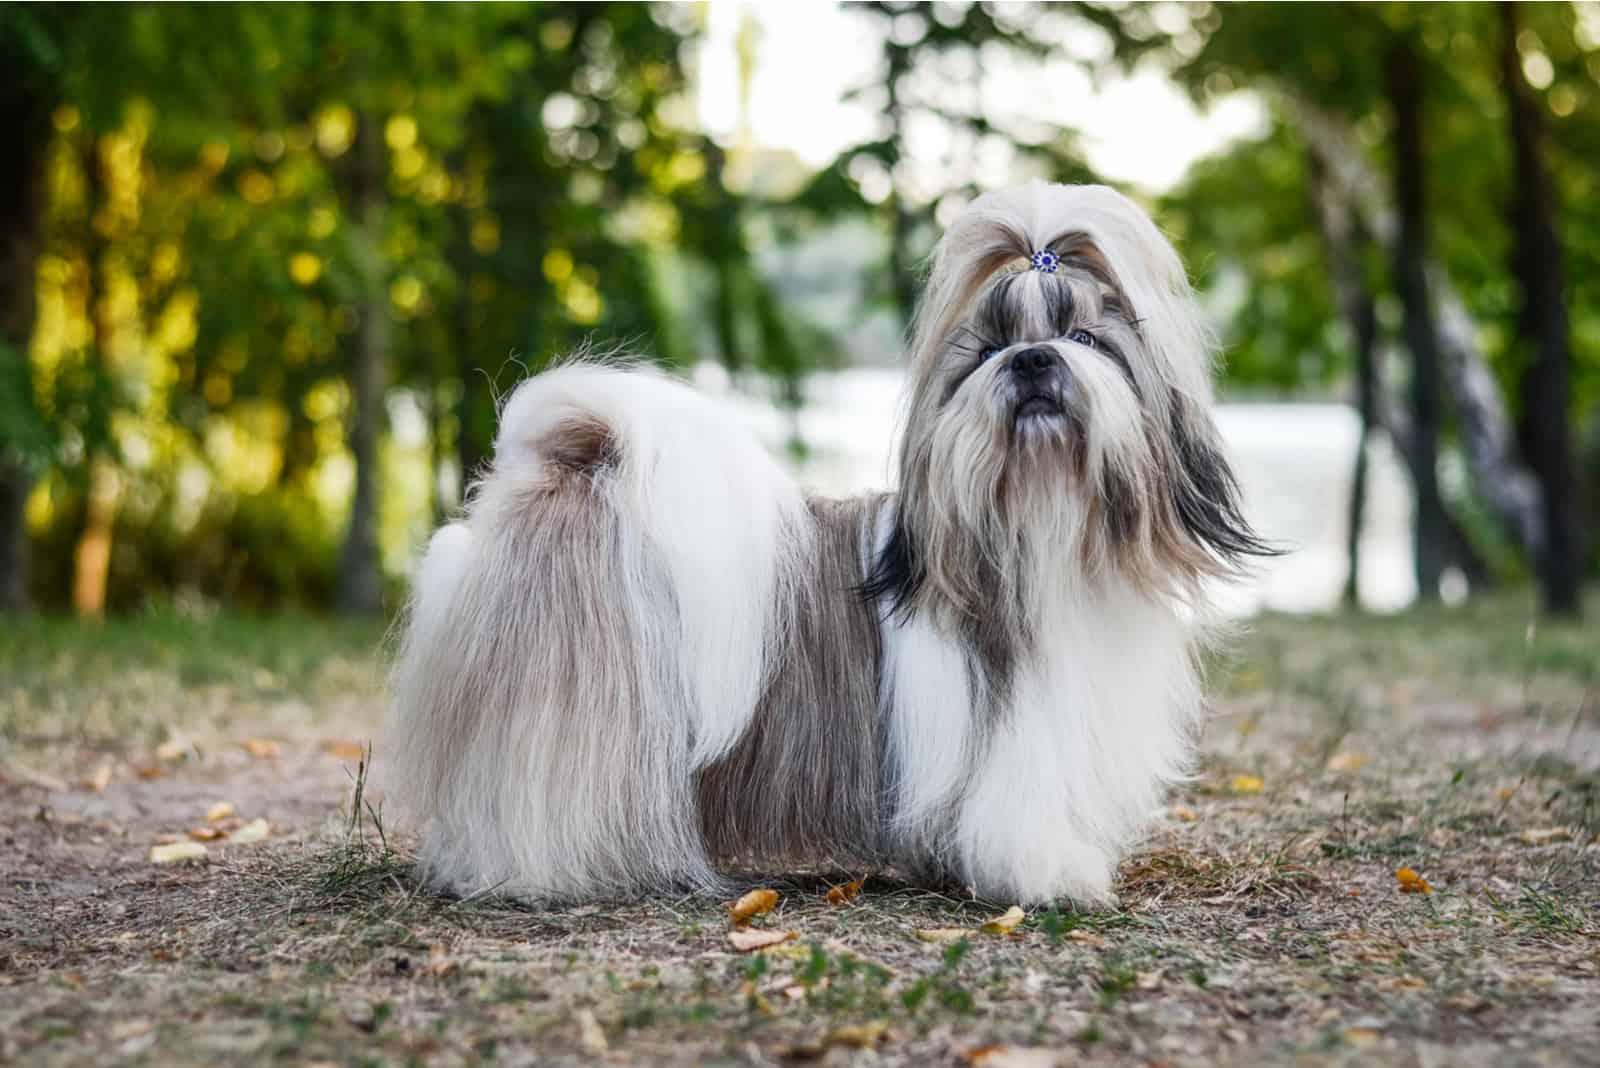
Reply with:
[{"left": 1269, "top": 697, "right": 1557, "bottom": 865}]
[
  {"left": 1307, "top": 152, "right": 1379, "bottom": 607},
  {"left": 0, "top": 9, "right": 75, "bottom": 612},
  {"left": 1385, "top": 40, "right": 1444, "bottom": 603},
  {"left": 332, "top": 106, "right": 389, "bottom": 616},
  {"left": 1499, "top": 2, "right": 1582, "bottom": 617}
]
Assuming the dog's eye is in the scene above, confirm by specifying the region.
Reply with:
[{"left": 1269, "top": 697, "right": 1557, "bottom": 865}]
[
  {"left": 1067, "top": 329, "right": 1097, "bottom": 349},
  {"left": 979, "top": 346, "right": 1002, "bottom": 362}
]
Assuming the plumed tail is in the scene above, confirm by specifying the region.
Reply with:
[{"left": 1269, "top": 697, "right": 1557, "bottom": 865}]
[{"left": 385, "top": 362, "right": 806, "bottom": 901}]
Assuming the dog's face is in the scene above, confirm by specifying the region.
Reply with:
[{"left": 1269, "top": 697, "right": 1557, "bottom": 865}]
[{"left": 877, "top": 183, "right": 1268, "bottom": 617}]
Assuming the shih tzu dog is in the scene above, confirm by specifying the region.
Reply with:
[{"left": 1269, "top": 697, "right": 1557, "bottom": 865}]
[{"left": 387, "top": 181, "right": 1268, "bottom": 907}]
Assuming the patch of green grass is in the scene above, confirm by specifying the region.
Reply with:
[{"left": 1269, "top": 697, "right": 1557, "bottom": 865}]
[
  {"left": 1490, "top": 887, "right": 1590, "bottom": 934},
  {"left": 0, "top": 610, "right": 385, "bottom": 741}
]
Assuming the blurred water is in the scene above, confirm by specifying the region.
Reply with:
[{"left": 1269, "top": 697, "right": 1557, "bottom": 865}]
[{"left": 694, "top": 364, "right": 1417, "bottom": 616}]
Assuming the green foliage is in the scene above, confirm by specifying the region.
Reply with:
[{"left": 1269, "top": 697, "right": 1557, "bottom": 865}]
[{"left": 3, "top": 2, "right": 1596, "bottom": 611}]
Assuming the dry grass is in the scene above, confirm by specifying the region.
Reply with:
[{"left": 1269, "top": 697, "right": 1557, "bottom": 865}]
[{"left": 2, "top": 597, "right": 1597, "bottom": 1066}]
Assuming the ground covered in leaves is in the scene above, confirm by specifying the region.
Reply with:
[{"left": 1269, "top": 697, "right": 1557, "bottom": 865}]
[{"left": 2, "top": 597, "right": 1597, "bottom": 1066}]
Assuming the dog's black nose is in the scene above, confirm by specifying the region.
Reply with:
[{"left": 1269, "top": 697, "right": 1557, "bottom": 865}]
[{"left": 1009, "top": 346, "right": 1057, "bottom": 379}]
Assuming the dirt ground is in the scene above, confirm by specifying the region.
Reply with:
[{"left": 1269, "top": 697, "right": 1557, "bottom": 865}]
[{"left": 2, "top": 600, "right": 1597, "bottom": 1066}]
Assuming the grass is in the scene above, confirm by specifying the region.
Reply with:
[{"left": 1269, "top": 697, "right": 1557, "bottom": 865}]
[{"left": 1, "top": 593, "right": 1596, "bottom": 1065}]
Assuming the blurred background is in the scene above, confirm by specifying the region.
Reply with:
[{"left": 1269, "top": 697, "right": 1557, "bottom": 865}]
[{"left": 1, "top": 1, "right": 1595, "bottom": 622}]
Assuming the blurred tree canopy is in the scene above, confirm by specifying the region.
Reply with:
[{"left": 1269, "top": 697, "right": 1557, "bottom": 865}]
[{"left": 0, "top": 1, "right": 1594, "bottom": 617}]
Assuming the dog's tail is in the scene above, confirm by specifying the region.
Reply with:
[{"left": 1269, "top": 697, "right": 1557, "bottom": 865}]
[{"left": 386, "top": 361, "right": 808, "bottom": 900}]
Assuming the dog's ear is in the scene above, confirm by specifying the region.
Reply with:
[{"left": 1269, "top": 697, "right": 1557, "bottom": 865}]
[
  {"left": 1166, "top": 393, "right": 1276, "bottom": 570},
  {"left": 908, "top": 210, "right": 1033, "bottom": 374}
]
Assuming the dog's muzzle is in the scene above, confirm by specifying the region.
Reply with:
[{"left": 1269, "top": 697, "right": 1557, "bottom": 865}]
[{"left": 1008, "top": 346, "right": 1068, "bottom": 420}]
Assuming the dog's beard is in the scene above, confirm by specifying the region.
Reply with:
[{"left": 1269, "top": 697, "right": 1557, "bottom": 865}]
[{"left": 879, "top": 259, "right": 1265, "bottom": 629}]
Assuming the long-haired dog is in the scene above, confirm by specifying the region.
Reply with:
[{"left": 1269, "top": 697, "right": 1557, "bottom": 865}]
[{"left": 387, "top": 181, "right": 1269, "bottom": 907}]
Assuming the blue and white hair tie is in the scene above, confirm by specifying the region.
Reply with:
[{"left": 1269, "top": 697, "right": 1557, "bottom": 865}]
[{"left": 1030, "top": 249, "right": 1060, "bottom": 274}]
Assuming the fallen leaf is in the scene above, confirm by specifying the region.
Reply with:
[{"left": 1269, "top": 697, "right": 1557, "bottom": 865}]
[
  {"left": 1343, "top": 1028, "right": 1381, "bottom": 1046},
  {"left": 155, "top": 738, "right": 190, "bottom": 762},
  {"left": 728, "top": 888, "right": 779, "bottom": 926},
  {"left": 135, "top": 765, "right": 165, "bottom": 780},
  {"left": 322, "top": 740, "right": 367, "bottom": 761},
  {"left": 110, "top": 1019, "right": 153, "bottom": 1041},
  {"left": 826, "top": 877, "right": 865, "bottom": 906},
  {"left": 241, "top": 738, "right": 281, "bottom": 759},
  {"left": 420, "top": 944, "right": 455, "bottom": 977},
  {"left": 1494, "top": 786, "right": 1517, "bottom": 802},
  {"left": 1170, "top": 804, "right": 1199, "bottom": 822},
  {"left": 914, "top": 928, "right": 968, "bottom": 944},
  {"left": 1065, "top": 929, "right": 1108, "bottom": 947},
  {"left": 232, "top": 818, "right": 271, "bottom": 845},
  {"left": 1326, "top": 752, "right": 1368, "bottom": 773},
  {"left": 728, "top": 928, "right": 795, "bottom": 953},
  {"left": 1395, "top": 868, "right": 1432, "bottom": 894},
  {"left": 962, "top": 1046, "right": 1064, "bottom": 1067},
  {"left": 758, "top": 941, "right": 812, "bottom": 961},
  {"left": 150, "top": 841, "right": 208, "bottom": 864},
  {"left": 576, "top": 1009, "right": 608, "bottom": 1054},
  {"left": 826, "top": 1019, "right": 889, "bottom": 1049},
  {"left": 82, "top": 760, "right": 113, "bottom": 792},
  {"left": 187, "top": 826, "right": 227, "bottom": 842},
  {"left": 1517, "top": 827, "right": 1572, "bottom": 845},
  {"left": 1446, "top": 993, "right": 1492, "bottom": 1014},
  {"left": 980, "top": 905, "right": 1025, "bottom": 935},
  {"left": 1229, "top": 774, "right": 1265, "bottom": 795},
  {"left": 206, "top": 800, "right": 235, "bottom": 822}
]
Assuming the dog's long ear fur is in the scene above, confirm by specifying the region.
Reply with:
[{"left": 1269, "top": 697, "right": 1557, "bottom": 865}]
[{"left": 1166, "top": 392, "right": 1277, "bottom": 572}]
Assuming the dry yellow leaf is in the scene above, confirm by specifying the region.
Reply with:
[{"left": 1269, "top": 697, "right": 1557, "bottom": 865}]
[
  {"left": 135, "top": 765, "right": 165, "bottom": 781},
  {"left": 322, "top": 740, "right": 367, "bottom": 761},
  {"left": 1395, "top": 867, "right": 1432, "bottom": 894},
  {"left": 420, "top": 944, "right": 455, "bottom": 977},
  {"left": 82, "top": 760, "right": 113, "bottom": 792},
  {"left": 1494, "top": 786, "right": 1517, "bottom": 802},
  {"left": 1170, "top": 804, "right": 1199, "bottom": 822},
  {"left": 150, "top": 841, "right": 208, "bottom": 864},
  {"left": 962, "top": 1046, "right": 1064, "bottom": 1067},
  {"left": 232, "top": 818, "right": 271, "bottom": 844},
  {"left": 1326, "top": 752, "right": 1367, "bottom": 773},
  {"left": 728, "top": 888, "right": 779, "bottom": 926},
  {"left": 980, "top": 905, "right": 1026, "bottom": 935},
  {"left": 727, "top": 927, "right": 795, "bottom": 953},
  {"left": 826, "top": 877, "right": 865, "bottom": 906},
  {"left": 575, "top": 1009, "right": 608, "bottom": 1054},
  {"left": 205, "top": 801, "right": 235, "bottom": 823},
  {"left": 1517, "top": 827, "right": 1572, "bottom": 845},
  {"left": 915, "top": 928, "right": 968, "bottom": 944},
  {"left": 1344, "top": 1028, "right": 1381, "bottom": 1046},
  {"left": 1230, "top": 774, "right": 1265, "bottom": 795},
  {"left": 187, "top": 826, "right": 227, "bottom": 842},
  {"left": 759, "top": 941, "right": 813, "bottom": 961},
  {"left": 241, "top": 739, "right": 281, "bottom": 759},
  {"left": 155, "top": 738, "right": 190, "bottom": 762},
  {"left": 827, "top": 1019, "right": 890, "bottom": 1049}
]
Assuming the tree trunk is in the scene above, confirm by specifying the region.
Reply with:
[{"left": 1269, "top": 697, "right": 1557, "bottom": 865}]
[
  {"left": 1385, "top": 43, "right": 1445, "bottom": 603},
  {"left": 72, "top": 135, "right": 119, "bottom": 620},
  {"left": 1308, "top": 152, "right": 1379, "bottom": 608},
  {"left": 1499, "top": 2, "right": 1583, "bottom": 617},
  {"left": 0, "top": 75, "right": 50, "bottom": 613},
  {"left": 1293, "top": 100, "right": 1547, "bottom": 567},
  {"left": 334, "top": 110, "right": 388, "bottom": 616}
]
